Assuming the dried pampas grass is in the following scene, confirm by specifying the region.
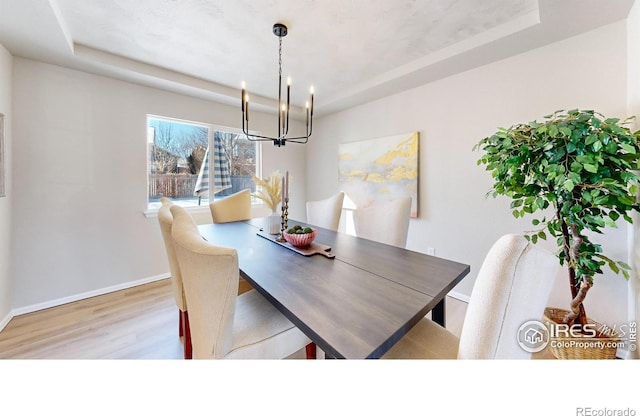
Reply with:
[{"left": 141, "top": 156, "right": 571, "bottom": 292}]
[{"left": 252, "top": 171, "right": 282, "bottom": 212}]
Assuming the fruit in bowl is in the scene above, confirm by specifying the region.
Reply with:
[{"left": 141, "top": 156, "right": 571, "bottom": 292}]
[{"left": 283, "top": 225, "right": 317, "bottom": 247}]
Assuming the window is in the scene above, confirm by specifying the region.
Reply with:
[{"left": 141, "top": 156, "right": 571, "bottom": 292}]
[{"left": 147, "top": 116, "right": 258, "bottom": 210}]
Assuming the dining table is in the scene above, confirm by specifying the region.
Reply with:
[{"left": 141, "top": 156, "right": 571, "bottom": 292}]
[{"left": 198, "top": 218, "right": 470, "bottom": 359}]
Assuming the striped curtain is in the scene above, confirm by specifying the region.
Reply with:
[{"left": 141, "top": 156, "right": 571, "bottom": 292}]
[{"left": 194, "top": 132, "right": 232, "bottom": 197}]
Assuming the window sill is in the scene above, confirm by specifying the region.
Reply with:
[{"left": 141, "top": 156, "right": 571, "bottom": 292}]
[
  {"left": 144, "top": 204, "right": 210, "bottom": 219},
  {"left": 144, "top": 202, "right": 268, "bottom": 219}
]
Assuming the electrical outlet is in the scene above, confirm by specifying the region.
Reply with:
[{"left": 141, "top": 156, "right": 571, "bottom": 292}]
[{"left": 427, "top": 247, "right": 435, "bottom": 256}]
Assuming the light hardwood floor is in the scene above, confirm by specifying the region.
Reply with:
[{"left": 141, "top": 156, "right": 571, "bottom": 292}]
[
  {"left": 0, "top": 278, "right": 470, "bottom": 359},
  {"left": 0, "top": 279, "right": 184, "bottom": 359}
]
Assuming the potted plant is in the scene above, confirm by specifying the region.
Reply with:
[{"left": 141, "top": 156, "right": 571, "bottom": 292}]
[{"left": 474, "top": 109, "right": 640, "bottom": 358}]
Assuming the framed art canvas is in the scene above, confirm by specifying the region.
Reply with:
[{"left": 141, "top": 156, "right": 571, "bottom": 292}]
[{"left": 338, "top": 131, "right": 419, "bottom": 217}]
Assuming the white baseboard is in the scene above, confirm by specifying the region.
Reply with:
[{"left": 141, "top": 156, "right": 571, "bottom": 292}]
[
  {"left": 0, "top": 310, "right": 13, "bottom": 333},
  {"left": 10, "top": 273, "right": 170, "bottom": 317},
  {"left": 447, "top": 290, "right": 470, "bottom": 303}
]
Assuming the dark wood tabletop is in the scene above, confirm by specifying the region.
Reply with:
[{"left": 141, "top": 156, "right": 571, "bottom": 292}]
[{"left": 198, "top": 219, "right": 470, "bottom": 359}]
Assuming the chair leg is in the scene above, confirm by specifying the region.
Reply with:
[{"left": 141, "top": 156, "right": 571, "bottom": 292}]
[
  {"left": 182, "top": 311, "right": 192, "bottom": 359},
  {"left": 305, "top": 343, "right": 316, "bottom": 359}
]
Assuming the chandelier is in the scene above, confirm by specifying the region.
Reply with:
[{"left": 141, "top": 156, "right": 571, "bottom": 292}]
[{"left": 241, "top": 23, "right": 314, "bottom": 147}]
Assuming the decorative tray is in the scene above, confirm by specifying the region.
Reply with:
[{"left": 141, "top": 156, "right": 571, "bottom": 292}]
[{"left": 257, "top": 230, "right": 335, "bottom": 259}]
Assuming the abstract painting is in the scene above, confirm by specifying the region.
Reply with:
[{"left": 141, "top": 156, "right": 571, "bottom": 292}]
[{"left": 339, "top": 132, "right": 419, "bottom": 217}]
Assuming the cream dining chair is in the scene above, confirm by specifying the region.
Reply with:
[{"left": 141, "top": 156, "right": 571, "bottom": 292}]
[
  {"left": 306, "top": 192, "right": 345, "bottom": 231},
  {"left": 383, "top": 234, "right": 559, "bottom": 359},
  {"left": 353, "top": 196, "right": 411, "bottom": 247},
  {"left": 209, "top": 188, "right": 254, "bottom": 294},
  {"left": 209, "top": 189, "right": 252, "bottom": 223},
  {"left": 170, "top": 204, "right": 312, "bottom": 359},
  {"left": 157, "top": 197, "right": 192, "bottom": 359}
]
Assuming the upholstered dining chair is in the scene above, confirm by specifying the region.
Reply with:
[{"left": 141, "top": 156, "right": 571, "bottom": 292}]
[
  {"left": 383, "top": 234, "right": 559, "bottom": 359},
  {"left": 306, "top": 192, "right": 345, "bottom": 231},
  {"left": 209, "top": 189, "right": 252, "bottom": 223},
  {"left": 170, "top": 204, "right": 313, "bottom": 359},
  {"left": 157, "top": 197, "right": 192, "bottom": 359},
  {"left": 209, "top": 189, "right": 254, "bottom": 294},
  {"left": 353, "top": 196, "right": 411, "bottom": 248}
]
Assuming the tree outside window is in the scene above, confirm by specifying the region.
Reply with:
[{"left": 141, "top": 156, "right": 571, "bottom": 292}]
[{"left": 147, "top": 116, "right": 257, "bottom": 209}]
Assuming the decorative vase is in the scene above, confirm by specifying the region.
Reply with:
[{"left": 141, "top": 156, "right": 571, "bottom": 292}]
[{"left": 267, "top": 212, "right": 281, "bottom": 235}]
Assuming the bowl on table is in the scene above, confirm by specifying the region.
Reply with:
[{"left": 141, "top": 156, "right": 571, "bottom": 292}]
[{"left": 283, "top": 228, "right": 317, "bottom": 247}]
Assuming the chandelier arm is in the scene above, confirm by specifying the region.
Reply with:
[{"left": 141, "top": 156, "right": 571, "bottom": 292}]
[
  {"left": 281, "top": 135, "right": 310, "bottom": 143},
  {"left": 284, "top": 90, "right": 290, "bottom": 136},
  {"left": 243, "top": 131, "right": 282, "bottom": 141},
  {"left": 244, "top": 132, "right": 310, "bottom": 143},
  {"left": 242, "top": 106, "right": 246, "bottom": 133},
  {"left": 280, "top": 110, "right": 289, "bottom": 138}
]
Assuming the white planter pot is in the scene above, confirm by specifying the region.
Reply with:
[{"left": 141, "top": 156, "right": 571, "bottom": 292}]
[{"left": 267, "top": 212, "right": 281, "bottom": 235}]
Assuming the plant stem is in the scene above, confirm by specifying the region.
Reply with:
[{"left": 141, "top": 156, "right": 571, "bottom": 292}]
[
  {"left": 558, "top": 208, "right": 578, "bottom": 298},
  {"left": 565, "top": 281, "right": 591, "bottom": 328},
  {"left": 558, "top": 207, "right": 588, "bottom": 327}
]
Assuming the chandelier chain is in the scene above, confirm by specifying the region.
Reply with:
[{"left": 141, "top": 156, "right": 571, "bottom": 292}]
[{"left": 278, "top": 37, "right": 282, "bottom": 77}]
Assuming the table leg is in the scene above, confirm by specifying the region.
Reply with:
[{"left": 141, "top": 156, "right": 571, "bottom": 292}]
[{"left": 432, "top": 298, "right": 446, "bottom": 328}]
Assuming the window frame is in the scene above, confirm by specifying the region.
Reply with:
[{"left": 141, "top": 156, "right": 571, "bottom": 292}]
[{"left": 144, "top": 114, "right": 263, "bottom": 217}]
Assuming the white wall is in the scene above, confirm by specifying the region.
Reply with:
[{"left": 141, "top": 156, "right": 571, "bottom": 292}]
[
  {"left": 11, "top": 58, "right": 306, "bottom": 311},
  {"left": 628, "top": 2, "right": 640, "bottom": 127},
  {"left": 0, "top": 43, "right": 12, "bottom": 329},
  {"left": 627, "top": 0, "right": 640, "bottom": 359},
  {"left": 307, "top": 21, "right": 631, "bottom": 328}
]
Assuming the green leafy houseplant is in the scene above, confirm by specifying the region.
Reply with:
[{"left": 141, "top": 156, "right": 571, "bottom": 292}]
[{"left": 474, "top": 109, "right": 640, "bottom": 330}]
